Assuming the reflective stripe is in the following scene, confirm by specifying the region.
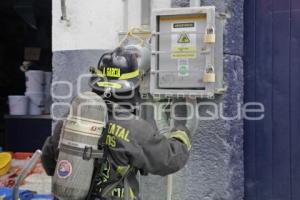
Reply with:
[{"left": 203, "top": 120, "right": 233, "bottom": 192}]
[
  {"left": 115, "top": 166, "right": 135, "bottom": 199},
  {"left": 97, "top": 82, "right": 122, "bottom": 89},
  {"left": 96, "top": 69, "right": 104, "bottom": 77},
  {"left": 129, "top": 185, "right": 135, "bottom": 199},
  {"left": 119, "top": 69, "right": 140, "bottom": 80},
  {"left": 169, "top": 130, "right": 192, "bottom": 150},
  {"left": 102, "top": 165, "right": 135, "bottom": 200},
  {"left": 116, "top": 165, "right": 130, "bottom": 175},
  {"left": 96, "top": 69, "right": 140, "bottom": 80}
]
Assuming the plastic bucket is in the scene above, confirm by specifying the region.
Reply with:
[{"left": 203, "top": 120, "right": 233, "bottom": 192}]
[
  {"left": 44, "top": 93, "right": 52, "bottom": 114},
  {"left": 25, "top": 92, "right": 45, "bottom": 115},
  {"left": 44, "top": 72, "right": 52, "bottom": 93},
  {"left": 8, "top": 96, "right": 28, "bottom": 115},
  {"left": 0, "top": 153, "right": 12, "bottom": 176},
  {"left": 25, "top": 70, "right": 44, "bottom": 92}
]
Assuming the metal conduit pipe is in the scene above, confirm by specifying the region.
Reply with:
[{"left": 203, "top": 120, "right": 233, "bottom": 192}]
[
  {"left": 166, "top": 97, "right": 199, "bottom": 200},
  {"left": 60, "top": 0, "right": 71, "bottom": 26},
  {"left": 61, "top": 0, "right": 67, "bottom": 21},
  {"left": 167, "top": 175, "right": 173, "bottom": 200},
  {"left": 190, "top": 0, "right": 201, "bottom": 7},
  {"left": 123, "top": 0, "right": 129, "bottom": 31},
  {"left": 141, "top": 0, "right": 151, "bottom": 27}
]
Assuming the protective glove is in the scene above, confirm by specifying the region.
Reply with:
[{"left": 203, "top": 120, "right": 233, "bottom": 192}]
[
  {"left": 154, "top": 99, "right": 196, "bottom": 138},
  {"left": 171, "top": 98, "right": 188, "bottom": 128},
  {"left": 154, "top": 101, "right": 171, "bottom": 135}
]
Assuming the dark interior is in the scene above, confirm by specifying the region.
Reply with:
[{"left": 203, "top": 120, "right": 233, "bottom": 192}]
[{"left": 0, "top": 0, "right": 52, "bottom": 148}]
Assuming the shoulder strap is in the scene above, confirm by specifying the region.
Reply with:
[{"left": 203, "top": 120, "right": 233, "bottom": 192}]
[
  {"left": 86, "top": 127, "right": 109, "bottom": 200},
  {"left": 100, "top": 167, "right": 134, "bottom": 198}
]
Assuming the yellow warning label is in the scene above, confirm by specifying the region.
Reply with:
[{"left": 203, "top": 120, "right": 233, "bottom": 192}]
[
  {"left": 177, "top": 33, "right": 191, "bottom": 43},
  {"left": 171, "top": 46, "right": 196, "bottom": 59},
  {"left": 171, "top": 21, "right": 197, "bottom": 59}
]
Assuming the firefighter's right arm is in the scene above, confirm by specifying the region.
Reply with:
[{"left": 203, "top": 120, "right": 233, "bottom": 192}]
[
  {"left": 110, "top": 119, "right": 191, "bottom": 176},
  {"left": 108, "top": 103, "right": 192, "bottom": 176},
  {"left": 41, "top": 120, "right": 63, "bottom": 176},
  {"left": 135, "top": 101, "right": 192, "bottom": 176},
  {"left": 123, "top": 120, "right": 192, "bottom": 177}
]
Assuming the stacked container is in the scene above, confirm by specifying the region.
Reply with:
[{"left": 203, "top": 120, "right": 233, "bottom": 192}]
[
  {"left": 7, "top": 95, "right": 28, "bottom": 115},
  {"left": 25, "top": 70, "right": 45, "bottom": 115},
  {"left": 8, "top": 61, "right": 53, "bottom": 116},
  {"left": 44, "top": 72, "right": 53, "bottom": 114}
]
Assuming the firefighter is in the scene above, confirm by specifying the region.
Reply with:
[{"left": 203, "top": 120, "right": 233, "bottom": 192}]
[{"left": 41, "top": 47, "right": 192, "bottom": 200}]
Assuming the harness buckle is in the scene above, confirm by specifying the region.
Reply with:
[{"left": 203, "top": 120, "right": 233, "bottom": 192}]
[{"left": 83, "top": 146, "right": 93, "bottom": 160}]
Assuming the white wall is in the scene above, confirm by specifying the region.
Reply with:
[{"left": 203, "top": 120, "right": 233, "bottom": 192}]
[
  {"left": 52, "top": 1, "right": 245, "bottom": 200},
  {"left": 52, "top": 0, "right": 171, "bottom": 51}
]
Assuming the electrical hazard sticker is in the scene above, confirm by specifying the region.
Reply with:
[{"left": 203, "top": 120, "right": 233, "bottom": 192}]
[
  {"left": 171, "top": 22, "right": 197, "bottom": 59},
  {"left": 177, "top": 33, "right": 191, "bottom": 43},
  {"left": 57, "top": 160, "right": 73, "bottom": 179}
]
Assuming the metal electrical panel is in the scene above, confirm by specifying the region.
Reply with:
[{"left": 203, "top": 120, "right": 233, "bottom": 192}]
[{"left": 150, "top": 6, "right": 224, "bottom": 98}]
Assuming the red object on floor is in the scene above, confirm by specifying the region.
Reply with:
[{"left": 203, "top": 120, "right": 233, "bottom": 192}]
[{"left": 13, "top": 152, "right": 33, "bottom": 160}]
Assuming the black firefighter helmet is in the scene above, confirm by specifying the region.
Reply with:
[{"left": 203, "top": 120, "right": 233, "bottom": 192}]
[{"left": 89, "top": 47, "right": 140, "bottom": 95}]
